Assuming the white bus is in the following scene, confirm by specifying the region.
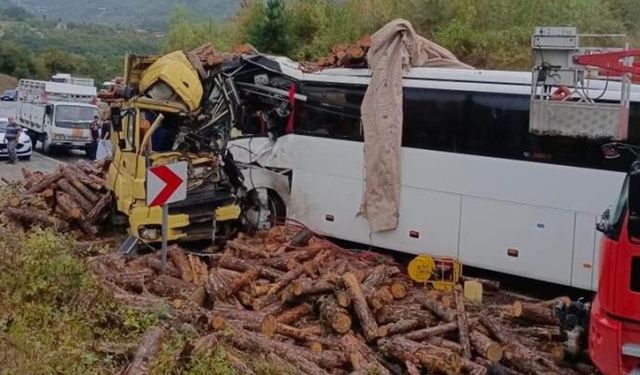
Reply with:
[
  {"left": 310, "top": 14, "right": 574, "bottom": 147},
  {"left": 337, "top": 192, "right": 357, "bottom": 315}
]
[{"left": 228, "top": 56, "right": 640, "bottom": 290}]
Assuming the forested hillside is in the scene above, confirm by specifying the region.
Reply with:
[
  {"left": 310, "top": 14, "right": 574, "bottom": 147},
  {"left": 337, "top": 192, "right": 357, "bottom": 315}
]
[{"left": 9, "top": 0, "right": 237, "bottom": 30}]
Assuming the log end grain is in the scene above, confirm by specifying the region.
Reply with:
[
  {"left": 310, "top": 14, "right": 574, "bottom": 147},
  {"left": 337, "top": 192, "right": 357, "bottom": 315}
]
[
  {"left": 390, "top": 282, "right": 408, "bottom": 300},
  {"left": 260, "top": 314, "right": 278, "bottom": 337}
]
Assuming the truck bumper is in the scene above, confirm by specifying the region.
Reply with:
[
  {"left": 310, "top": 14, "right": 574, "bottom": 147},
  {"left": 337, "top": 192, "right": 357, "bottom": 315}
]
[
  {"left": 590, "top": 295, "right": 640, "bottom": 374},
  {"left": 52, "top": 141, "right": 91, "bottom": 149}
]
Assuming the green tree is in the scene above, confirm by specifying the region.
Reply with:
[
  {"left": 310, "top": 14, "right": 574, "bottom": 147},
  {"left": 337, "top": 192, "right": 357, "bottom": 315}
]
[
  {"left": 0, "top": 41, "right": 34, "bottom": 78},
  {"left": 250, "top": 0, "right": 289, "bottom": 54}
]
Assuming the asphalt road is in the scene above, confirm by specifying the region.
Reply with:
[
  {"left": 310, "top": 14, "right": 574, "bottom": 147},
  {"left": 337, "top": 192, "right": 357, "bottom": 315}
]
[{"left": 0, "top": 101, "right": 87, "bottom": 181}]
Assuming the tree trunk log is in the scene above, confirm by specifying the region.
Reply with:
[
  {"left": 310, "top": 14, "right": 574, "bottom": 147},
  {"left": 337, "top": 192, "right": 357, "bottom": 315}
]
[
  {"left": 403, "top": 318, "right": 478, "bottom": 341},
  {"left": 87, "top": 193, "right": 111, "bottom": 224},
  {"left": 462, "top": 358, "right": 489, "bottom": 375},
  {"left": 419, "top": 295, "right": 456, "bottom": 322},
  {"left": 512, "top": 301, "right": 558, "bottom": 325},
  {"left": 148, "top": 274, "right": 197, "bottom": 299},
  {"left": 470, "top": 330, "right": 504, "bottom": 362},
  {"left": 57, "top": 178, "right": 93, "bottom": 212},
  {"left": 55, "top": 191, "right": 82, "bottom": 219},
  {"left": 334, "top": 287, "right": 351, "bottom": 307},
  {"left": 219, "top": 254, "right": 283, "bottom": 280},
  {"left": 291, "top": 278, "right": 334, "bottom": 297},
  {"left": 277, "top": 303, "right": 313, "bottom": 325},
  {"left": 510, "top": 326, "right": 563, "bottom": 341},
  {"left": 339, "top": 333, "right": 390, "bottom": 375},
  {"left": 27, "top": 170, "right": 63, "bottom": 193},
  {"left": 479, "top": 316, "right": 509, "bottom": 344},
  {"left": 343, "top": 271, "right": 379, "bottom": 342},
  {"left": 379, "top": 318, "right": 424, "bottom": 337},
  {"left": 63, "top": 168, "right": 99, "bottom": 202},
  {"left": 474, "top": 357, "right": 522, "bottom": 375},
  {"left": 318, "top": 294, "right": 352, "bottom": 334},
  {"left": 4, "top": 207, "right": 69, "bottom": 231},
  {"left": 362, "top": 265, "right": 400, "bottom": 289},
  {"left": 456, "top": 288, "right": 472, "bottom": 359},
  {"left": 125, "top": 326, "right": 164, "bottom": 375},
  {"left": 379, "top": 336, "right": 462, "bottom": 375}
]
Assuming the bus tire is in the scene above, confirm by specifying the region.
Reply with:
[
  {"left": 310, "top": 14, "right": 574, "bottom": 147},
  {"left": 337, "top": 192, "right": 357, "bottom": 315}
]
[{"left": 267, "top": 189, "right": 286, "bottom": 226}]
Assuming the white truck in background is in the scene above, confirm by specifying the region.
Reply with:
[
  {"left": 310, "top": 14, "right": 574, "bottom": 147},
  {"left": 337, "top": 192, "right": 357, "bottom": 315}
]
[{"left": 16, "top": 76, "right": 99, "bottom": 154}]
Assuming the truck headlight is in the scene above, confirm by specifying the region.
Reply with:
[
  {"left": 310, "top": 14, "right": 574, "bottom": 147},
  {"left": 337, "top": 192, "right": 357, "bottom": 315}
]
[
  {"left": 139, "top": 226, "right": 161, "bottom": 241},
  {"left": 52, "top": 134, "right": 65, "bottom": 140}
]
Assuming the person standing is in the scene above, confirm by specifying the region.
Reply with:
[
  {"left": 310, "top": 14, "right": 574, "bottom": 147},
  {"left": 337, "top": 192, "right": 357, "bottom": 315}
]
[
  {"left": 5, "top": 116, "right": 21, "bottom": 164},
  {"left": 89, "top": 115, "right": 101, "bottom": 160}
]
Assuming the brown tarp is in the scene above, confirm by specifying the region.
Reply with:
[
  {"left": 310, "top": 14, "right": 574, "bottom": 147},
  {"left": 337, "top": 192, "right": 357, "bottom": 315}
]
[{"left": 359, "top": 19, "right": 472, "bottom": 232}]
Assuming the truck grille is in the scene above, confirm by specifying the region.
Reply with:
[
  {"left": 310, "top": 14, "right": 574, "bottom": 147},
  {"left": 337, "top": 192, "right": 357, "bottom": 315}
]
[{"left": 632, "top": 257, "right": 640, "bottom": 293}]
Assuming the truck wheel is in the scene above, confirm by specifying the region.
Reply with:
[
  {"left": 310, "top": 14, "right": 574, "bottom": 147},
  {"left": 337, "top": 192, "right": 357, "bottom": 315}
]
[{"left": 42, "top": 136, "right": 53, "bottom": 154}]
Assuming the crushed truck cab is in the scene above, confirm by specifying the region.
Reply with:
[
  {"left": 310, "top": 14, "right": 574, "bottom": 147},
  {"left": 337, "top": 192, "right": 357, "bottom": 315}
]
[{"left": 106, "top": 51, "right": 243, "bottom": 243}]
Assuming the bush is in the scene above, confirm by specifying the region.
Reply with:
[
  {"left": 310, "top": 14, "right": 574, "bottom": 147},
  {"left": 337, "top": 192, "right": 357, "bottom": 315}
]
[{"left": 0, "top": 227, "right": 160, "bottom": 374}]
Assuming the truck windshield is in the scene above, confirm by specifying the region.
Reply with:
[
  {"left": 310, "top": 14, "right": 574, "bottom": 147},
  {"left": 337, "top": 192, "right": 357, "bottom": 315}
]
[{"left": 55, "top": 105, "right": 97, "bottom": 128}]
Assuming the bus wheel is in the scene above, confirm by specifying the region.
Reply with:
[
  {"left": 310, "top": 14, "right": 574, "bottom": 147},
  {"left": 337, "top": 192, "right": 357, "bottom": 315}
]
[{"left": 241, "top": 189, "right": 286, "bottom": 230}]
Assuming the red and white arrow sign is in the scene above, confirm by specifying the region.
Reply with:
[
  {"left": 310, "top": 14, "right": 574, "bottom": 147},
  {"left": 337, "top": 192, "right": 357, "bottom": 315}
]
[{"left": 146, "top": 162, "right": 187, "bottom": 207}]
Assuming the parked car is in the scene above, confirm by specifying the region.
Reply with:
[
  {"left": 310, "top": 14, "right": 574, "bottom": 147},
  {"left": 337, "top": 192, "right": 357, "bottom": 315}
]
[
  {"left": 1, "top": 89, "right": 17, "bottom": 101},
  {"left": 0, "top": 118, "right": 32, "bottom": 160}
]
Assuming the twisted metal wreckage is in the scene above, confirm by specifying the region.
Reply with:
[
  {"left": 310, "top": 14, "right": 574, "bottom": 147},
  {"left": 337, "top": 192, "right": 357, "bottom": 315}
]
[{"left": 103, "top": 47, "right": 305, "bottom": 243}]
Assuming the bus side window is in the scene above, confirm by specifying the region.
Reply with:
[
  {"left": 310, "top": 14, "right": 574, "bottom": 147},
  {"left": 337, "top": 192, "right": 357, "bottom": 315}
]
[{"left": 402, "top": 88, "right": 466, "bottom": 152}]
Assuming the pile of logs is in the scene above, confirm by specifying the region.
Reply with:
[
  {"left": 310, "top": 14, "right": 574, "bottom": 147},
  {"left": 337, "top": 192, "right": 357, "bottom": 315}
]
[
  {"left": 93, "top": 226, "right": 598, "bottom": 375},
  {"left": 301, "top": 35, "right": 372, "bottom": 73},
  {"left": 0, "top": 159, "right": 112, "bottom": 238}
]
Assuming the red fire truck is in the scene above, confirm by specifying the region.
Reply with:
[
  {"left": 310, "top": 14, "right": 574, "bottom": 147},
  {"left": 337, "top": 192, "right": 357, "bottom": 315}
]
[{"left": 590, "top": 143, "right": 640, "bottom": 375}]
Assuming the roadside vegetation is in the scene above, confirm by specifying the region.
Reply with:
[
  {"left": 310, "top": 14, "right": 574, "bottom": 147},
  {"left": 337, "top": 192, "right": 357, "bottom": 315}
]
[{"left": 166, "top": 0, "right": 640, "bottom": 69}]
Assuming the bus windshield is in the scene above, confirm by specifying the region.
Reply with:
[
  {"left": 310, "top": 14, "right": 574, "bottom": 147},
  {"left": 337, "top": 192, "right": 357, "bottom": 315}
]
[{"left": 55, "top": 105, "right": 98, "bottom": 129}]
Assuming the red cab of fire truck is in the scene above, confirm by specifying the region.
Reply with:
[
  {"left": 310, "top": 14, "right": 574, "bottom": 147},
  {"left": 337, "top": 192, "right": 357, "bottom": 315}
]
[{"left": 591, "top": 145, "right": 640, "bottom": 375}]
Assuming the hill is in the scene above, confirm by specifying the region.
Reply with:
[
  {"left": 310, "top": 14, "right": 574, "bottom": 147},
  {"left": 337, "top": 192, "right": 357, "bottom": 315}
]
[
  {"left": 0, "top": 73, "right": 16, "bottom": 91},
  {"left": 10, "top": 0, "right": 237, "bottom": 30}
]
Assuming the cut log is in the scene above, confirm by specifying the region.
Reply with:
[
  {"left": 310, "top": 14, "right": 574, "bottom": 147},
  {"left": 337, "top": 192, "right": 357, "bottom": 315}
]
[
  {"left": 379, "top": 318, "right": 424, "bottom": 337},
  {"left": 479, "top": 316, "right": 509, "bottom": 344},
  {"left": 510, "top": 326, "right": 563, "bottom": 341},
  {"left": 168, "top": 246, "right": 193, "bottom": 282},
  {"left": 225, "top": 325, "right": 347, "bottom": 372},
  {"left": 343, "top": 271, "right": 380, "bottom": 342},
  {"left": 27, "top": 170, "right": 63, "bottom": 193},
  {"left": 261, "top": 315, "right": 332, "bottom": 346},
  {"left": 426, "top": 337, "right": 464, "bottom": 354},
  {"left": 512, "top": 301, "right": 558, "bottom": 325},
  {"left": 470, "top": 330, "right": 504, "bottom": 362},
  {"left": 362, "top": 265, "right": 400, "bottom": 289},
  {"left": 4, "top": 207, "right": 69, "bottom": 231},
  {"left": 148, "top": 274, "right": 197, "bottom": 299},
  {"left": 334, "top": 287, "right": 351, "bottom": 307},
  {"left": 277, "top": 303, "right": 313, "bottom": 325},
  {"left": 57, "top": 178, "right": 93, "bottom": 212},
  {"left": 225, "top": 268, "right": 259, "bottom": 297},
  {"left": 474, "top": 357, "right": 522, "bottom": 375},
  {"left": 463, "top": 358, "right": 489, "bottom": 375},
  {"left": 379, "top": 336, "right": 462, "bottom": 375},
  {"left": 368, "top": 286, "right": 394, "bottom": 311},
  {"left": 125, "top": 326, "right": 164, "bottom": 375},
  {"left": 375, "top": 304, "right": 435, "bottom": 326},
  {"left": 291, "top": 278, "right": 334, "bottom": 297},
  {"left": 339, "top": 333, "right": 390, "bottom": 375},
  {"left": 219, "top": 254, "right": 283, "bottom": 280},
  {"left": 389, "top": 282, "right": 408, "bottom": 299},
  {"left": 227, "top": 239, "right": 275, "bottom": 258},
  {"left": 55, "top": 191, "right": 82, "bottom": 219},
  {"left": 63, "top": 168, "right": 99, "bottom": 202},
  {"left": 455, "top": 288, "right": 472, "bottom": 359},
  {"left": 539, "top": 296, "right": 572, "bottom": 308},
  {"left": 404, "top": 318, "right": 478, "bottom": 341},
  {"left": 419, "top": 294, "right": 456, "bottom": 322},
  {"left": 540, "top": 342, "right": 565, "bottom": 362},
  {"left": 87, "top": 193, "right": 111, "bottom": 223},
  {"left": 318, "top": 294, "right": 352, "bottom": 334},
  {"left": 260, "top": 246, "right": 322, "bottom": 271}
]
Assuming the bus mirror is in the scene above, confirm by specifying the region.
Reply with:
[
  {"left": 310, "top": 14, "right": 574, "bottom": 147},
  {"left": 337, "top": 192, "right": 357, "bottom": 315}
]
[
  {"left": 629, "top": 160, "right": 640, "bottom": 228},
  {"left": 111, "top": 107, "right": 122, "bottom": 132}
]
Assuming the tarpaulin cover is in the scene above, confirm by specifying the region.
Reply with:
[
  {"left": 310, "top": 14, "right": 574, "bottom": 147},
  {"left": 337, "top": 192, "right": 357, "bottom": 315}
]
[{"left": 359, "top": 19, "right": 472, "bottom": 232}]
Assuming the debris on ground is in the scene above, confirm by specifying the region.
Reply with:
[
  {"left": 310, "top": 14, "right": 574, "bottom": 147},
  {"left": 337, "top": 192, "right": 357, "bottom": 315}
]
[
  {"left": 0, "top": 159, "right": 112, "bottom": 239},
  {"left": 91, "top": 225, "right": 599, "bottom": 375}
]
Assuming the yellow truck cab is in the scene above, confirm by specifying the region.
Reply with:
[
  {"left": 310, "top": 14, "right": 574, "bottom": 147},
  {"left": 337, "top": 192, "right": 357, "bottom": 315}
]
[{"left": 106, "top": 52, "right": 242, "bottom": 243}]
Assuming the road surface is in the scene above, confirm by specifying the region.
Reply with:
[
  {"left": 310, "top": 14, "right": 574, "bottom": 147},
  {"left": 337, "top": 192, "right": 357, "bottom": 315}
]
[{"left": 0, "top": 101, "right": 86, "bottom": 181}]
